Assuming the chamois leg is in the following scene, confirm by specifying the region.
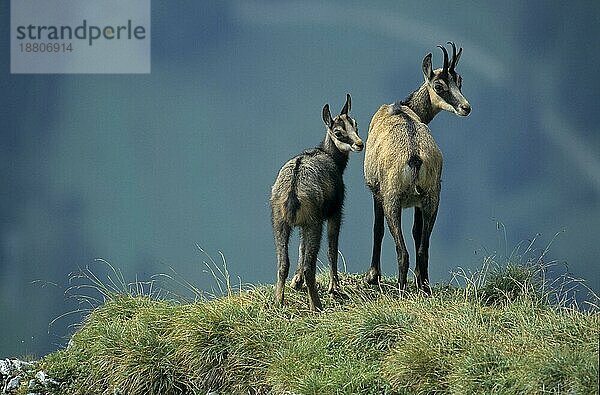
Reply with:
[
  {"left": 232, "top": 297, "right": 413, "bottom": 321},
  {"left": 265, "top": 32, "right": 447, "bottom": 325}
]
[
  {"left": 412, "top": 207, "right": 423, "bottom": 256},
  {"left": 415, "top": 202, "right": 438, "bottom": 295},
  {"left": 384, "top": 202, "right": 409, "bottom": 291},
  {"left": 327, "top": 212, "right": 342, "bottom": 295},
  {"left": 366, "top": 195, "right": 385, "bottom": 284},
  {"left": 274, "top": 220, "right": 291, "bottom": 306},
  {"left": 290, "top": 230, "right": 305, "bottom": 290},
  {"left": 301, "top": 223, "right": 323, "bottom": 311}
]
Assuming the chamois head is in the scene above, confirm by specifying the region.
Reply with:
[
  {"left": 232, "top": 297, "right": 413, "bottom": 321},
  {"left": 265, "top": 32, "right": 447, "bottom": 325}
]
[
  {"left": 322, "top": 94, "right": 364, "bottom": 152},
  {"left": 422, "top": 42, "right": 471, "bottom": 116}
]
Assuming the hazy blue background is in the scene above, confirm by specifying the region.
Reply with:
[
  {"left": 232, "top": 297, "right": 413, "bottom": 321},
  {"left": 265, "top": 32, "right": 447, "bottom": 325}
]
[{"left": 1, "top": 1, "right": 599, "bottom": 357}]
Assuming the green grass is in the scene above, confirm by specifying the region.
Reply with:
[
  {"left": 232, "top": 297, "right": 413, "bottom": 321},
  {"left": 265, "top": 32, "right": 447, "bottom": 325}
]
[{"left": 27, "top": 259, "right": 598, "bottom": 395}]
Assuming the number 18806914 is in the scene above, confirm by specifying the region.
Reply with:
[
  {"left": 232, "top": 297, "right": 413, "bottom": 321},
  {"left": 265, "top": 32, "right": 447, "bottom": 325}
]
[{"left": 19, "top": 42, "right": 73, "bottom": 53}]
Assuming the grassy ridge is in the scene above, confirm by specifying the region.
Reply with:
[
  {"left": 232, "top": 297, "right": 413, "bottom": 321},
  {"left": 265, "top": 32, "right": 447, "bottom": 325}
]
[{"left": 35, "top": 264, "right": 599, "bottom": 395}]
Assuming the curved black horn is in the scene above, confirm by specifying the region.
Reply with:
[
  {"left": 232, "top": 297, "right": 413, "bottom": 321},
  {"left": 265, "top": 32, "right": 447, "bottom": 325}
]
[
  {"left": 447, "top": 41, "right": 462, "bottom": 72},
  {"left": 437, "top": 45, "right": 449, "bottom": 75},
  {"left": 447, "top": 41, "right": 456, "bottom": 71}
]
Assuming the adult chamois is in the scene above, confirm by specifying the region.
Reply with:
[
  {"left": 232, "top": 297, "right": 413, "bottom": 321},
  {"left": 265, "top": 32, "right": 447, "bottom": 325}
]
[
  {"left": 271, "top": 94, "right": 363, "bottom": 311},
  {"left": 364, "top": 42, "right": 471, "bottom": 293}
]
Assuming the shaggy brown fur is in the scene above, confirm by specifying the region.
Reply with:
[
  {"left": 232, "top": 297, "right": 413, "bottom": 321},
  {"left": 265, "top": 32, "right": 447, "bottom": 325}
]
[{"left": 363, "top": 42, "right": 471, "bottom": 292}]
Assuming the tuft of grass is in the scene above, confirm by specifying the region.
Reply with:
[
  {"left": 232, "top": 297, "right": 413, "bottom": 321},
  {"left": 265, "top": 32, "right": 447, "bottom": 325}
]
[
  {"left": 25, "top": 245, "right": 600, "bottom": 395},
  {"left": 479, "top": 261, "right": 542, "bottom": 305},
  {"left": 453, "top": 230, "right": 599, "bottom": 311}
]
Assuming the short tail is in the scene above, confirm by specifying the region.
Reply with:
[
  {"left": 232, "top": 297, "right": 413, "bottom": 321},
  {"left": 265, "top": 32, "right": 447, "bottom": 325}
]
[
  {"left": 407, "top": 155, "right": 423, "bottom": 195},
  {"left": 285, "top": 157, "right": 302, "bottom": 223}
]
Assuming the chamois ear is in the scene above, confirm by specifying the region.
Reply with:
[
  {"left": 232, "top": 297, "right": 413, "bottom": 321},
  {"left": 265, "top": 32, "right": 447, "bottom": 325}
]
[
  {"left": 322, "top": 104, "right": 334, "bottom": 128},
  {"left": 422, "top": 53, "right": 434, "bottom": 82},
  {"left": 341, "top": 93, "right": 351, "bottom": 115}
]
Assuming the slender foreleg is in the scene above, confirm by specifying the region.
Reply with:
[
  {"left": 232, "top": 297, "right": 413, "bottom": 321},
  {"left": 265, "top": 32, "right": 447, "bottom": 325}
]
[
  {"left": 366, "top": 195, "right": 385, "bottom": 284},
  {"left": 327, "top": 212, "right": 342, "bottom": 295},
  {"left": 302, "top": 223, "right": 323, "bottom": 311}
]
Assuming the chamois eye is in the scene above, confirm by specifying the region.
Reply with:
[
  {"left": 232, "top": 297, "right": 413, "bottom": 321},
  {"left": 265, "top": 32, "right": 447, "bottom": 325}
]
[
  {"left": 333, "top": 129, "right": 344, "bottom": 138},
  {"left": 434, "top": 82, "right": 446, "bottom": 93}
]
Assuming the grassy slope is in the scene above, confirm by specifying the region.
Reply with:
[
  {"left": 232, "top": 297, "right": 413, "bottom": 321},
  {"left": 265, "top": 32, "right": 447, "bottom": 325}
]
[{"left": 34, "top": 264, "right": 599, "bottom": 395}]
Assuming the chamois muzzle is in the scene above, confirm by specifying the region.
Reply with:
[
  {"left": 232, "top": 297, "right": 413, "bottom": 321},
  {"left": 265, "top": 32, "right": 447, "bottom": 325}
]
[
  {"left": 351, "top": 139, "right": 364, "bottom": 152},
  {"left": 456, "top": 103, "right": 471, "bottom": 116}
]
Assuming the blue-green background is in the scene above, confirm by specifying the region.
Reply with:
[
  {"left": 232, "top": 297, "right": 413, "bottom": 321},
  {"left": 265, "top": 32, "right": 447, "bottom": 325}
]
[{"left": 1, "top": 1, "right": 599, "bottom": 357}]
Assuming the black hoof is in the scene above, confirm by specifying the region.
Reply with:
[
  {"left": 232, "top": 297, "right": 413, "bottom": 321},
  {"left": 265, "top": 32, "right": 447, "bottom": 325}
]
[
  {"left": 365, "top": 269, "right": 380, "bottom": 285},
  {"left": 290, "top": 273, "right": 304, "bottom": 290},
  {"left": 418, "top": 283, "right": 432, "bottom": 296}
]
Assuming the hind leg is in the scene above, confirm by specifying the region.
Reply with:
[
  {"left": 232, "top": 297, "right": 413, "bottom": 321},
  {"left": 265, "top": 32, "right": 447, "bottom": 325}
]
[
  {"left": 290, "top": 229, "right": 306, "bottom": 290},
  {"left": 274, "top": 219, "right": 292, "bottom": 306},
  {"left": 384, "top": 201, "right": 409, "bottom": 291}
]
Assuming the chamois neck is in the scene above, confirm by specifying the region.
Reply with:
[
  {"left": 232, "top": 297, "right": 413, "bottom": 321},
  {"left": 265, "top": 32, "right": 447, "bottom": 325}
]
[
  {"left": 320, "top": 132, "right": 349, "bottom": 171},
  {"left": 398, "top": 84, "right": 439, "bottom": 125}
]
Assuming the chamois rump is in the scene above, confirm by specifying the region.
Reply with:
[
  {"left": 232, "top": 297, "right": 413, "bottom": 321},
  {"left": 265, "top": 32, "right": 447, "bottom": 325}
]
[
  {"left": 271, "top": 94, "right": 363, "bottom": 311},
  {"left": 364, "top": 42, "right": 471, "bottom": 293}
]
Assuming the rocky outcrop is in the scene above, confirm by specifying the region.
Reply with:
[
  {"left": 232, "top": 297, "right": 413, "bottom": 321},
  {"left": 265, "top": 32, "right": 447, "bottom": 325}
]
[{"left": 1, "top": 359, "right": 58, "bottom": 395}]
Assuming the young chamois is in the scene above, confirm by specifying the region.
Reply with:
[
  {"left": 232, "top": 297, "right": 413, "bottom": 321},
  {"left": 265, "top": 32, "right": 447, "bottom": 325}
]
[
  {"left": 271, "top": 94, "right": 363, "bottom": 311},
  {"left": 364, "top": 42, "right": 471, "bottom": 293}
]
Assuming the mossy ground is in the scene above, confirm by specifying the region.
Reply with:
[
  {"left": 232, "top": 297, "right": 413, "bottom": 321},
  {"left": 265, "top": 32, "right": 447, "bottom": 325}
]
[{"left": 28, "top": 261, "right": 599, "bottom": 395}]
